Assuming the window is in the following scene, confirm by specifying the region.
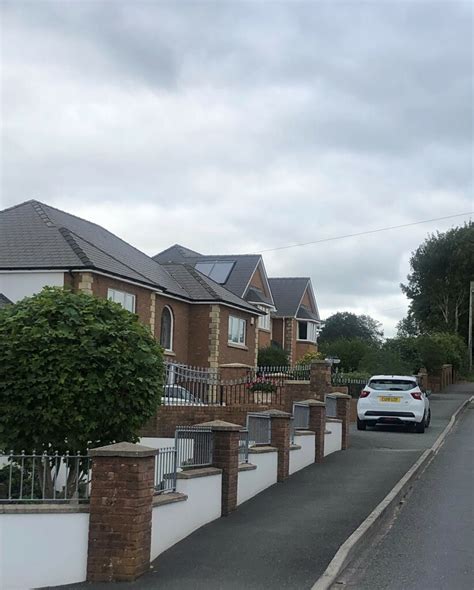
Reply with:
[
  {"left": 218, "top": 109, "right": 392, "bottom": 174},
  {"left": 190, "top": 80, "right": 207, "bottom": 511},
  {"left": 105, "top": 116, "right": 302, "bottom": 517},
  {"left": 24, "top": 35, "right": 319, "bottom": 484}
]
[
  {"left": 228, "top": 315, "right": 246, "bottom": 345},
  {"left": 107, "top": 288, "right": 135, "bottom": 312},
  {"left": 297, "top": 321, "right": 318, "bottom": 343},
  {"left": 160, "top": 306, "right": 174, "bottom": 351},
  {"left": 257, "top": 306, "right": 271, "bottom": 331},
  {"left": 195, "top": 261, "right": 234, "bottom": 283}
]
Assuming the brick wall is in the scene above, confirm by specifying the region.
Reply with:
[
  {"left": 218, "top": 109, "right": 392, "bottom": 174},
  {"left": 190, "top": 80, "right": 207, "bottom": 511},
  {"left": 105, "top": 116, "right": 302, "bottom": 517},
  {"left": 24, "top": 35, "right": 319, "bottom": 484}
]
[{"left": 141, "top": 404, "right": 273, "bottom": 437}]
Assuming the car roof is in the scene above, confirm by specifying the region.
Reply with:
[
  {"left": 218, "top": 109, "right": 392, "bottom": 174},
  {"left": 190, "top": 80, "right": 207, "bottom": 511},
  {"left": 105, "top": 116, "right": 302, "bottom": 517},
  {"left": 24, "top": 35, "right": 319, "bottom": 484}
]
[{"left": 369, "top": 375, "right": 417, "bottom": 380}]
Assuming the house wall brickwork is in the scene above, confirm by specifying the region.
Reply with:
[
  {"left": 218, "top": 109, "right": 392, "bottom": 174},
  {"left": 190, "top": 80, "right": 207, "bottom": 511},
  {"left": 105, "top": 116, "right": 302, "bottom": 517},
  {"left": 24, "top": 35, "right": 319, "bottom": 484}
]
[
  {"left": 271, "top": 318, "right": 284, "bottom": 348},
  {"left": 187, "top": 305, "right": 213, "bottom": 366},
  {"left": 90, "top": 273, "right": 153, "bottom": 327},
  {"left": 257, "top": 328, "right": 271, "bottom": 350},
  {"left": 295, "top": 341, "right": 317, "bottom": 362},
  {"left": 154, "top": 296, "right": 191, "bottom": 364}
]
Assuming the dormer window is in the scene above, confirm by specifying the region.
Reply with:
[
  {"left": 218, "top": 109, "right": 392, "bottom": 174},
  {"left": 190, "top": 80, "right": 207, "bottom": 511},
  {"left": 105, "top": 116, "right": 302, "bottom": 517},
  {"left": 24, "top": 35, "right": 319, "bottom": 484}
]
[
  {"left": 297, "top": 321, "right": 318, "bottom": 343},
  {"left": 257, "top": 306, "right": 271, "bottom": 331}
]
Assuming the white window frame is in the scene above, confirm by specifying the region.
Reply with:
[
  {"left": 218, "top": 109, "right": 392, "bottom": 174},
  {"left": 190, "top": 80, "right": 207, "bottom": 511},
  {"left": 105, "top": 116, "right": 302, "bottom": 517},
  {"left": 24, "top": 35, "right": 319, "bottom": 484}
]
[
  {"left": 107, "top": 288, "right": 136, "bottom": 313},
  {"left": 228, "top": 315, "right": 246, "bottom": 345},
  {"left": 160, "top": 306, "right": 174, "bottom": 352},
  {"left": 297, "top": 321, "right": 318, "bottom": 343},
  {"left": 257, "top": 306, "right": 271, "bottom": 331}
]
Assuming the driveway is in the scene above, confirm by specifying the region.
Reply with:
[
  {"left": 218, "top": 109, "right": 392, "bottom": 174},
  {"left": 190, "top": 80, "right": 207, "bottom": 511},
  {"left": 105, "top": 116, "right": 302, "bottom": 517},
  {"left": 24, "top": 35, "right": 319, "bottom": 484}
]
[{"left": 64, "top": 384, "right": 473, "bottom": 590}]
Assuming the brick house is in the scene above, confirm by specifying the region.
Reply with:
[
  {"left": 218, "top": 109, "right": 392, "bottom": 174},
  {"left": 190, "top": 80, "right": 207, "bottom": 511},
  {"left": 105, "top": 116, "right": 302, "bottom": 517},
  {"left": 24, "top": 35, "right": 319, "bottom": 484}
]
[
  {"left": 0, "top": 200, "right": 264, "bottom": 370},
  {"left": 154, "top": 245, "right": 276, "bottom": 352},
  {"left": 268, "top": 277, "right": 322, "bottom": 365}
]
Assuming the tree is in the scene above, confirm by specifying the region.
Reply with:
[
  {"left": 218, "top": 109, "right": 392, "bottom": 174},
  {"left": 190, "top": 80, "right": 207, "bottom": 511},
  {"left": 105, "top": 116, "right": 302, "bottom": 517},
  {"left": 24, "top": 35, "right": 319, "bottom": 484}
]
[
  {"left": 319, "top": 339, "right": 375, "bottom": 372},
  {"left": 401, "top": 222, "right": 474, "bottom": 342},
  {"left": 319, "top": 312, "right": 383, "bottom": 345},
  {"left": 257, "top": 345, "right": 289, "bottom": 367},
  {"left": 358, "top": 346, "right": 412, "bottom": 376},
  {"left": 0, "top": 287, "right": 164, "bottom": 456}
]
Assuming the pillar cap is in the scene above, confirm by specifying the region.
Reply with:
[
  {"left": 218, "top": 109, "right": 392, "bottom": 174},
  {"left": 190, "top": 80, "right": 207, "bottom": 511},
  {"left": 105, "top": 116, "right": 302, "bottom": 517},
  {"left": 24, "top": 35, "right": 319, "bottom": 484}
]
[
  {"left": 327, "top": 392, "right": 352, "bottom": 399},
  {"left": 89, "top": 442, "right": 158, "bottom": 458},
  {"left": 310, "top": 359, "right": 331, "bottom": 366},
  {"left": 195, "top": 419, "right": 242, "bottom": 431},
  {"left": 298, "top": 399, "right": 326, "bottom": 407},
  {"left": 260, "top": 409, "right": 292, "bottom": 418}
]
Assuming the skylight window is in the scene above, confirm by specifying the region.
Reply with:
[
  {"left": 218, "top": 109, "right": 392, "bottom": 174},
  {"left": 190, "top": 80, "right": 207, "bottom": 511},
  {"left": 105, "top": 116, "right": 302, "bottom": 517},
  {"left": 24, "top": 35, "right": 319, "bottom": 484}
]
[{"left": 195, "top": 261, "right": 234, "bottom": 283}]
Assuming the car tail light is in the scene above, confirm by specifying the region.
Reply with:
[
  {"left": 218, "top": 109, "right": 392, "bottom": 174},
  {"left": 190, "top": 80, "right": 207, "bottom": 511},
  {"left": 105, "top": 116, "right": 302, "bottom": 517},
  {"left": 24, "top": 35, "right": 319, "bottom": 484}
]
[
  {"left": 360, "top": 390, "right": 370, "bottom": 398},
  {"left": 411, "top": 392, "right": 422, "bottom": 400}
]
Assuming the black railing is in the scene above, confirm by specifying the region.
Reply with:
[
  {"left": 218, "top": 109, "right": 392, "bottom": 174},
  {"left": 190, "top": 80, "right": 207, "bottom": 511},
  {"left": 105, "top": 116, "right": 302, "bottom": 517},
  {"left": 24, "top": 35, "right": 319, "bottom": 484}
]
[{"left": 331, "top": 375, "right": 367, "bottom": 398}]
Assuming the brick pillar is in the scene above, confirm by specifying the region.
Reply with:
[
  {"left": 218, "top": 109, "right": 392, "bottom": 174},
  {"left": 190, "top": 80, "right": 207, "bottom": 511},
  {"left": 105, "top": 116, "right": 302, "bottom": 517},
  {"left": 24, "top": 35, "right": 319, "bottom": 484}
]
[
  {"left": 196, "top": 420, "right": 241, "bottom": 516},
  {"left": 87, "top": 442, "right": 157, "bottom": 583},
  {"left": 331, "top": 393, "right": 351, "bottom": 450},
  {"left": 264, "top": 409, "right": 292, "bottom": 482},
  {"left": 300, "top": 399, "right": 326, "bottom": 463},
  {"left": 310, "top": 360, "right": 332, "bottom": 400}
]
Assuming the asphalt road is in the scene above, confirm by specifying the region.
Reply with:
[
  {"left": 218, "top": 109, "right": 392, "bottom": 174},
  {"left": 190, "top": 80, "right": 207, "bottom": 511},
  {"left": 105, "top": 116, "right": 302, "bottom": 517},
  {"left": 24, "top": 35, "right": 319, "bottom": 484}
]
[
  {"left": 338, "top": 397, "right": 474, "bottom": 590},
  {"left": 62, "top": 385, "right": 473, "bottom": 590}
]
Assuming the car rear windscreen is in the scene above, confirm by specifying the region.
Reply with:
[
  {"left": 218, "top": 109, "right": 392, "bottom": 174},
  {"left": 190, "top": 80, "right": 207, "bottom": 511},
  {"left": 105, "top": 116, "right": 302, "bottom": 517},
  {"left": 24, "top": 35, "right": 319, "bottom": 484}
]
[{"left": 369, "top": 379, "right": 417, "bottom": 391}]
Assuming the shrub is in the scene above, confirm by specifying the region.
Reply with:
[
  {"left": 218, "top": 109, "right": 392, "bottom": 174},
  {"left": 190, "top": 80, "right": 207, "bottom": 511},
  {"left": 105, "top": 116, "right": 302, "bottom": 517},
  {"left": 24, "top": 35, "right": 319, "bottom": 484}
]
[
  {"left": 296, "top": 351, "right": 323, "bottom": 365},
  {"left": 257, "top": 345, "right": 289, "bottom": 367},
  {"left": 0, "top": 287, "right": 165, "bottom": 455}
]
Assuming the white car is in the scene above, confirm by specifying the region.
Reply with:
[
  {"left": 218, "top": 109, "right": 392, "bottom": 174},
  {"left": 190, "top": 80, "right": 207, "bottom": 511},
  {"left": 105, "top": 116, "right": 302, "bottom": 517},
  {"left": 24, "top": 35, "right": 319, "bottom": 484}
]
[
  {"left": 162, "top": 385, "right": 204, "bottom": 406},
  {"left": 357, "top": 375, "right": 431, "bottom": 433}
]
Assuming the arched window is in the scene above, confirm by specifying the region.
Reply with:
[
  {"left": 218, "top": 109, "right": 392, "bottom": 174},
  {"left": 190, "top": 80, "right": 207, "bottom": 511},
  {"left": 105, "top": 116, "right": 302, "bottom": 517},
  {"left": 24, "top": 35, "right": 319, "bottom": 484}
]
[{"left": 160, "top": 306, "right": 173, "bottom": 351}]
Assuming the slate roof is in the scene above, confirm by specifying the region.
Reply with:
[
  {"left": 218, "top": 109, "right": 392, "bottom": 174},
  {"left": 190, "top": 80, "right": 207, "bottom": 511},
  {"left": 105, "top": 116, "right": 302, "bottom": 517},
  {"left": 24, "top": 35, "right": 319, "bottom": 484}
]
[
  {"left": 153, "top": 244, "right": 274, "bottom": 306},
  {"left": 0, "top": 293, "right": 12, "bottom": 308},
  {"left": 268, "top": 277, "right": 319, "bottom": 320},
  {"left": 163, "top": 265, "right": 264, "bottom": 313},
  {"left": 0, "top": 201, "right": 261, "bottom": 313}
]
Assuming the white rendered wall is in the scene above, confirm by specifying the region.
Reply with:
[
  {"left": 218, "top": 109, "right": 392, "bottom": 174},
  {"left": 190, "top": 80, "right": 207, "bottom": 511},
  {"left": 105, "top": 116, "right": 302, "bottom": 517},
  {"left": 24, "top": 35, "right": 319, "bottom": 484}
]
[
  {"left": 0, "top": 272, "right": 64, "bottom": 302},
  {"left": 324, "top": 421, "right": 343, "bottom": 456},
  {"left": 0, "top": 512, "right": 89, "bottom": 590},
  {"left": 237, "top": 451, "right": 278, "bottom": 506},
  {"left": 289, "top": 434, "right": 315, "bottom": 475},
  {"left": 150, "top": 472, "right": 221, "bottom": 561}
]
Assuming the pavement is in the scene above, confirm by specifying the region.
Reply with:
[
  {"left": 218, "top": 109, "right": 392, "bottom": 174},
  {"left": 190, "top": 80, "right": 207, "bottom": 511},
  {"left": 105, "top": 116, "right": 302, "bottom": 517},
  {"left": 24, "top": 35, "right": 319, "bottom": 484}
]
[
  {"left": 340, "top": 394, "right": 474, "bottom": 590},
  {"left": 62, "top": 383, "right": 474, "bottom": 590}
]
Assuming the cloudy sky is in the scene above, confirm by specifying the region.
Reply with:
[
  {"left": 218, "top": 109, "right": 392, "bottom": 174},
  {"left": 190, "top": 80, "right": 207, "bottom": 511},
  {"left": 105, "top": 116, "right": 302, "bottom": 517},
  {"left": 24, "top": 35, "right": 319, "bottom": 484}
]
[{"left": 1, "top": 1, "right": 473, "bottom": 336}]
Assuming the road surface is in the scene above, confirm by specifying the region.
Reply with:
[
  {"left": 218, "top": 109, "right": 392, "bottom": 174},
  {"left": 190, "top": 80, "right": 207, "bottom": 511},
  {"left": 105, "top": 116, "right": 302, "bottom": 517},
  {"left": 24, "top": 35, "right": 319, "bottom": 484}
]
[{"left": 340, "top": 399, "right": 474, "bottom": 590}]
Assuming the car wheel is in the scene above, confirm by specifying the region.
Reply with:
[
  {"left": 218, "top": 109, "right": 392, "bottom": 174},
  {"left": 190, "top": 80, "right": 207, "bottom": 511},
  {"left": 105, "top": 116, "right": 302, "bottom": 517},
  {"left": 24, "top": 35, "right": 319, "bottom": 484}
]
[
  {"left": 415, "top": 416, "right": 426, "bottom": 433},
  {"left": 357, "top": 418, "right": 367, "bottom": 431},
  {"left": 426, "top": 409, "right": 431, "bottom": 428}
]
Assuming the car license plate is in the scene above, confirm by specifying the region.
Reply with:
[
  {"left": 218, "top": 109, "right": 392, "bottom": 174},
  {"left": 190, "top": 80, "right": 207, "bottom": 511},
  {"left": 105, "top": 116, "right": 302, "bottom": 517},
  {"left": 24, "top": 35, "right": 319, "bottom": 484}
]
[{"left": 379, "top": 396, "right": 401, "bottom": 402}]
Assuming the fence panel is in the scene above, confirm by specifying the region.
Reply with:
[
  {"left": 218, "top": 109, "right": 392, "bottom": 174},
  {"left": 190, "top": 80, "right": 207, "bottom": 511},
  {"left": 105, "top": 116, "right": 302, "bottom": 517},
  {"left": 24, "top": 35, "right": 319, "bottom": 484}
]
[
  {"left": 239, "top": 430, "right": 249, "bottom": 464},
  {"left": 154, "top": 447, "right": 177, "bottom": 494},
  {"left": 325, "top": 395, "right": 337, "bottom": 418},
  {"left": 246, "top": 413, "right": 271, "bottom": 446},
  {"left": 175, "top": 426, "right": 213, "bottom": 468},
  {"left": 0, "top": 451, "right": 90, "bottom": 503},
  {"left": 293, "top": 403, "right": 310, "bottom": 430}
]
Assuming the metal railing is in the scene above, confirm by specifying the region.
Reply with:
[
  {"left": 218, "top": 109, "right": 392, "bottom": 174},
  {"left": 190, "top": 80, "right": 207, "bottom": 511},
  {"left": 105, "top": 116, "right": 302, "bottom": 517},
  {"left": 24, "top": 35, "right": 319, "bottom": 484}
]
[
  {"left": 175, "top": 426, "right": 213, "bottom": 468},
  {"left": 0, "top": 451, "right": 90, "bottom": 503},
  {"left": 246, "top": 413, "right": 271, "bottom": 446},
  {"left": 331, "top": 375, "right": 367, "bottom": 398},
  {"left": 290, "top": 417, "right": 295, "bottom": 445},
  {"left": 239, "top": 429, "right": 249, "bottom": 464},
  {"left": 325, "top": 394, "right": 337, "bottom": 418},
  {"left": 154, "top": 447, "right": 177, "bottom": 494},
  {"left": 293, "top": 402, "right": 310, "bottom": 430}
]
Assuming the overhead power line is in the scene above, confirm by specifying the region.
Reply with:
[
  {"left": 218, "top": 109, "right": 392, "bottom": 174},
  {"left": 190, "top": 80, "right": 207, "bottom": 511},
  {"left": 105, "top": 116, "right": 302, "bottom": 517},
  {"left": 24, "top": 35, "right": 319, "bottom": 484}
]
[{"left": 258, "top": 212, "right": 473, "bottom": 253}]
